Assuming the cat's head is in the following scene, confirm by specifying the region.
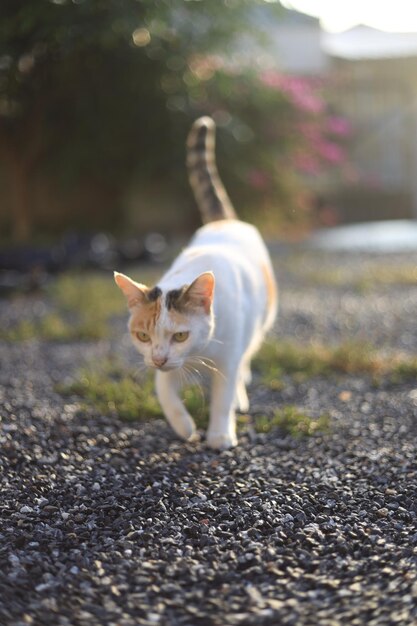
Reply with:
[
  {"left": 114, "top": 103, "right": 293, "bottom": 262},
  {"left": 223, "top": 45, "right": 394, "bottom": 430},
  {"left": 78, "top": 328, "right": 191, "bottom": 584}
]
[{"left": 114, "top": 271, "right": 215, "bottom": 371}]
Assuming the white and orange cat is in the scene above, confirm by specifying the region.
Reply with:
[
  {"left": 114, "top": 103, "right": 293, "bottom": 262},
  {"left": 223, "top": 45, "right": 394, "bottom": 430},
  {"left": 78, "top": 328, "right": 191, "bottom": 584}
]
[{"left": 115, "top": 117, "right": 277, "bottom": 449}]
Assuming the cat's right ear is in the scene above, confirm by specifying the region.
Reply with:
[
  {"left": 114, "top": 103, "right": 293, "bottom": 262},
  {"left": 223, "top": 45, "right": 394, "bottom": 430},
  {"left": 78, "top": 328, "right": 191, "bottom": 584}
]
[
  {"left": 183, "top": 271, "right": 215, "bottom": 314},
  {"left": 114, "top": 272, "right": 147, "bottom": 308}
]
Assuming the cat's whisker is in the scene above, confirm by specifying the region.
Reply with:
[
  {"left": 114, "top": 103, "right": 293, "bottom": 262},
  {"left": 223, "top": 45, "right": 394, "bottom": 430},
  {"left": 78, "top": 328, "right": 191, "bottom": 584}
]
[
  {"left": 180, "top": 364, "right": 192, "bottom": 385},
  {"left": 187, "top": 356, "right": 209, "bottom": 369},
  {"left": 179, "top": 366, "right": 187, "bottom": 390},
  {"left": 185, "top": 363, "right": 203, "bottom": 380},
  {"left": 182, "top": 365, "right": 206, "bottom": 410},
  {"left": 132, "top": 362, "right": 148, "bottom": 380},
  {"left": 187, "top": 356, "right": 226, "bottom": 381},
  {"left": 182, "top": 364, "right": 199, "bottom": 387},
  {"left": 183, "top": 365, "right": 205, "bottom": 398},
  {"left": 189, "top": 355, "right": 218, "bottom": 369}
]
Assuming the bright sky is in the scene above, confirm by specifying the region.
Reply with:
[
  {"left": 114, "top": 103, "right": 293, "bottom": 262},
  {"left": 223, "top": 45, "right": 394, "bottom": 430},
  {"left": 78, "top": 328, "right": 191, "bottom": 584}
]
[{"left": 282, "top": 0, "right": 417, "bottom": 32}]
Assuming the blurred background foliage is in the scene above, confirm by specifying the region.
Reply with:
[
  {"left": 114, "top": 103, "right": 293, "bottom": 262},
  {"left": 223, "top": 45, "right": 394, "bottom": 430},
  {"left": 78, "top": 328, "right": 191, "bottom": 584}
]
[{"left": 0, "top": 0, "right": 348, "bottom": 242}]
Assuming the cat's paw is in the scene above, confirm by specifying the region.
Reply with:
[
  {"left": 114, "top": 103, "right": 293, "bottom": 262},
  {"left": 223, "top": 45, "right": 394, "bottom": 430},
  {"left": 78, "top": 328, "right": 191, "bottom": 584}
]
[
  {"left": 236, "top": 385, "right": 249, "bottom": 413},
  {"left": 186, "top": 430, "right": 201, "bottom": 444},
  {"left": 206, "top": 431, "right": 237, "bottom": 450},
  {"left": 167, "top": 410, "right": 196, "bottom": 442}
]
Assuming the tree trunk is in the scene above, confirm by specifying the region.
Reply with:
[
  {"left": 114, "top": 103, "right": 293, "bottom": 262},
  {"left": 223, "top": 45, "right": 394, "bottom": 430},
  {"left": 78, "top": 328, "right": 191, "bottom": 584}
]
[{"left": 8, "top": 147, "right": 32, "bottom": 242}]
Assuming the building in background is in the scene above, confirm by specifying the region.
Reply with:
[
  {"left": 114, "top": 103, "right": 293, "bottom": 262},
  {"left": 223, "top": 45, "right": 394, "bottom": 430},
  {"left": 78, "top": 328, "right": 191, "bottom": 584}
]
[
  {"left": 324, "top": 26, "right": 417, "bottom": 221},
  {"left": 256, "top": 7, "right": 328, "bottom": 76},
  {"left": 262, "top": 8, "right": 417, "bottom": 222}
]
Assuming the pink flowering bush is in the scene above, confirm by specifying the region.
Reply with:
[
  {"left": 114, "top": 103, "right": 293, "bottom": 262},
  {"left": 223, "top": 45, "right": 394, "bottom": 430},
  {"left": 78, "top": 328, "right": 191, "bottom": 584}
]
[{"left": 182, "top": 63, "right": 351, "bottom": 231}]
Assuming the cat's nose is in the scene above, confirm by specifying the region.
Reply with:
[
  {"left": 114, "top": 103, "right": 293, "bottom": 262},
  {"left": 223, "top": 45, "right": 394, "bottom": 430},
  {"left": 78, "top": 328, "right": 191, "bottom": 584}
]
[{"left": 153, "top": 356, "right": 168, "bottom": 368}]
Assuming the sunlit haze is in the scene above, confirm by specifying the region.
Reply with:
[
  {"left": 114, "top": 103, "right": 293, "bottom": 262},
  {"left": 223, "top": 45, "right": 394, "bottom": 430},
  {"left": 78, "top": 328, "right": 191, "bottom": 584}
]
[{"left": 282, "top": 0, "right": 417, "bottom": 32}]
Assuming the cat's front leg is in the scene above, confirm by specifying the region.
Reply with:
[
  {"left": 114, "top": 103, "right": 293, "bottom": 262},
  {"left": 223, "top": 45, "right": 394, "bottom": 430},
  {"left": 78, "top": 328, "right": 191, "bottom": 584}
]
[
  {"left": 207, "top": 368, "right": 239, "bottom": 450},
  {"left": 155, "top": 370, "right": 197, "bottom": 441}
]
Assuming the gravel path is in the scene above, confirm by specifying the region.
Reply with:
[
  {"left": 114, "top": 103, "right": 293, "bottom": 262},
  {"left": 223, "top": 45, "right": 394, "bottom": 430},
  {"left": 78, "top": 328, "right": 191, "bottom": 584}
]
[{"left": 1, "top": 248, "right": 417, "bottom": 626}]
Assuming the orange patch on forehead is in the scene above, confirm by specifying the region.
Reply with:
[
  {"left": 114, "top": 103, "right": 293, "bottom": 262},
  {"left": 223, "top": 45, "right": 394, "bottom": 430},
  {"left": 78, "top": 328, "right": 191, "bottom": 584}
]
[{"left": 129, "top": 296, "right": 162, "bottom": 333}]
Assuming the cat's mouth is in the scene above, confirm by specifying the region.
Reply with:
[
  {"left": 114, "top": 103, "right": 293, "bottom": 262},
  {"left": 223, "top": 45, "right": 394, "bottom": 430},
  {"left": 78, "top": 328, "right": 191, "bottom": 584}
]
[{"left": 149, "top": 362, "right": 180, "bottom": 372}]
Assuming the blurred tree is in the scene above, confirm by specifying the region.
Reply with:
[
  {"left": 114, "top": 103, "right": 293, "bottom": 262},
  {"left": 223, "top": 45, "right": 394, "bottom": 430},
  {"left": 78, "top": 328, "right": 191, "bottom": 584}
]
[
  {"left": 0, "top": 1, "right": 347, "bottom": 242},
  {"left": 0, "top": 0, "right": 256, "bottom": 240},
  {"left": 189, "top": 67, "right": 351, "bottom": 231}
]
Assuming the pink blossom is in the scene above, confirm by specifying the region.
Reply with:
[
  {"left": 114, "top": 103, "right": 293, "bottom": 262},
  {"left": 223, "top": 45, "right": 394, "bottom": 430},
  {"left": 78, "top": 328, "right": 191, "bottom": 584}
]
[
  {"left": 260, "top": 72, "right": 325, "bottom": 113},
  {"left": 316, "top": 140, "right": 345, "bottom": 163},
  {"left": 259, "top": 71, "right": 283, "bottom": 90},
  {"left": 294, "top": 93, "right": 324, "bottom": 114},
  {"left": 296, "top": 122, "right": 321, "bottom": 143},
  {"left": 327, "top": 116, "right": 352, "bottom": 137},
  {"left": 247, "top": 169, "right": 269, "bottom": 189},
  {"left": 293, "top": 153, "right": 321, "bottom": 175},
  {"left": 287, "top": 82, "right": 324, "bottom": 114}
]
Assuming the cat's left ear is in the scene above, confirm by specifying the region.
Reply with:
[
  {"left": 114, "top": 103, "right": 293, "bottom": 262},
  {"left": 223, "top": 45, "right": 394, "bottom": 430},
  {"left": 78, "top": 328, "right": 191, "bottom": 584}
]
[
  {"left": 114, "top": 272, "right": 148, "bottom": 308},
  {"left": 184, "top": 272, "right": 215, "bottom": 314}
]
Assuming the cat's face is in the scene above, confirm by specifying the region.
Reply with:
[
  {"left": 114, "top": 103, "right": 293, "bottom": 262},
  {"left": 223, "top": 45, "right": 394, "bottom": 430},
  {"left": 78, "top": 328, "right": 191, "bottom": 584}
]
[{"left": 115, "top": 271, "right": 214, "bottom": 371}]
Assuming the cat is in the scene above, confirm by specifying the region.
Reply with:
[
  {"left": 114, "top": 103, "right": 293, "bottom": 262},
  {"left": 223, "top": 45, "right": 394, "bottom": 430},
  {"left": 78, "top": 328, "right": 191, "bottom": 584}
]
[{"left": 114, "top": 116, "right": 277, "bottom": 449}]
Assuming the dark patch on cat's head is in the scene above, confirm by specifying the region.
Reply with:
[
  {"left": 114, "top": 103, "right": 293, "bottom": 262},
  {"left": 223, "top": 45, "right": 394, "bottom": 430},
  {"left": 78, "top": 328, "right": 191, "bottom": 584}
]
[
  {"left": 166, "top": 286, "right": 188, "bottom": 311},
  {"left": 147, "top": 286, "right": 162, "bottom": 302}
]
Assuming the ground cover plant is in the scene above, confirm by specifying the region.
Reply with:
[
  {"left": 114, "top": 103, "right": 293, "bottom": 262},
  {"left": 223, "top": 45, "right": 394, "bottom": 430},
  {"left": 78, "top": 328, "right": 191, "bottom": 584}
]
[
  {"left": 0, "top": 268, "right": 158, "bottom": 342},
  {"left": 57, "top": 333, "right": 417, "bottom": 440},
  {"left": 57, "top": 357, "right": 328, "bottom": 437},
  {"left": 255, "top": 338, "right": 417, "bottom": 387}
]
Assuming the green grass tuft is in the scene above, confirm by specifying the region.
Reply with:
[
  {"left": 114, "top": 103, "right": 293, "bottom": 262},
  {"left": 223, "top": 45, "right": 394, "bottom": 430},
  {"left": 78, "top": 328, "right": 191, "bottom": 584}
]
[
  {"left": 57, "top": 358, "right": 209, "bottom": 424},
  {"left": 0, "top": 312, "right": 108, "bottom": 342},
  {"left": 304, "top": 264, "right": 417, "bottom": 291},
  {"left": 389, "top": 358, "right": 417, "bottom": 383},
  {"left": 57, "top": 357, "right": 330, "bottom": 440},
  {"left": 253, "top": 406, "right": 330, "bottom": 437},
  {"left": 1, "top": 268, "right": 160, "bottom": 342},
  {"left": 255, "top": 339, "right": 383, "bottom": 384},
  {"left": 255, "top": 339, "right": 417, "bottom": 387},
  {"left": 57, "top": 360, "right": 161, "bottom": 420},
  {"left": 57, "top": 358, "right": 331, "bottom": 440}
]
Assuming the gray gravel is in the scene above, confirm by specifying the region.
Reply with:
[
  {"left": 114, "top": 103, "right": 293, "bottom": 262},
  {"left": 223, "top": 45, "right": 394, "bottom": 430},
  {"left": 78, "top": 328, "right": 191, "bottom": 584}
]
[{"left": 1, "top": 248, "right": 417, "bottom": 626}]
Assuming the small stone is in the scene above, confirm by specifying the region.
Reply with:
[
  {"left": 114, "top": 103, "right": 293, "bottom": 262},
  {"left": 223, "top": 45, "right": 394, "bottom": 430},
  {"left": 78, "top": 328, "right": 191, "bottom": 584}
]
[
  {"left": 19, "top": 506, "right": 33, "bottom": 514},
  {"left": 267, "top": 599, "right": 285, "bottom": 610},
  {"left": 43, "top": 505, "right": 59, "bottom": 513},
  {"left": 339, "top": 390, "right": 352, "bottom": 402}
]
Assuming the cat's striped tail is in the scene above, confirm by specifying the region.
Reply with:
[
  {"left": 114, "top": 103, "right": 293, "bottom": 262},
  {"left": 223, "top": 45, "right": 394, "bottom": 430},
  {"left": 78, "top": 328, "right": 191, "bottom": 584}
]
[{"left": 186, "top": 116, "right": 237, "bottom": 223}]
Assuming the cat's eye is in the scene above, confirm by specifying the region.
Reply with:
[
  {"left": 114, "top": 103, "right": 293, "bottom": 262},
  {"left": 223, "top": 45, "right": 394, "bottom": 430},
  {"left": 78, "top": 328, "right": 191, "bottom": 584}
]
[
  {"left": 135, "top": 331, "right": 151, "bottom": 343},
  {"left": 173, "top": 331, "right": 189, "bottom": 343}
]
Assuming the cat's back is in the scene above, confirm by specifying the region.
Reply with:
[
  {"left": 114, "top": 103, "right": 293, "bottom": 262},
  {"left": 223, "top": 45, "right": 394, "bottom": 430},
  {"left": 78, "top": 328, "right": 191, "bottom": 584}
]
[
  {"left": 163, "top": 219, "right": 276, "bottom": 317},
  {"left": 191, "top": 218, "right": 268, "bottom": 256},
  {"left": 169, "top": 219, "right": 272, "bottom": 282}
]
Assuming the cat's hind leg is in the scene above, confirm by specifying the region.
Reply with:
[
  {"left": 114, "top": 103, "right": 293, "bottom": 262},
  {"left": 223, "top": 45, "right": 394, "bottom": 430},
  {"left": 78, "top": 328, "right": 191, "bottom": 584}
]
[
  {"left": 234, "top": 355, "right": 253, "bottom": 413},
  {"left": 155, "top": 370, "right": 197, "bottom": 441},
  {"left": 234, "top": 339, "right": 261, "bottom": 413},
  {"left": 235, "top": 376, "right": 249, "bottom": 413}
]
